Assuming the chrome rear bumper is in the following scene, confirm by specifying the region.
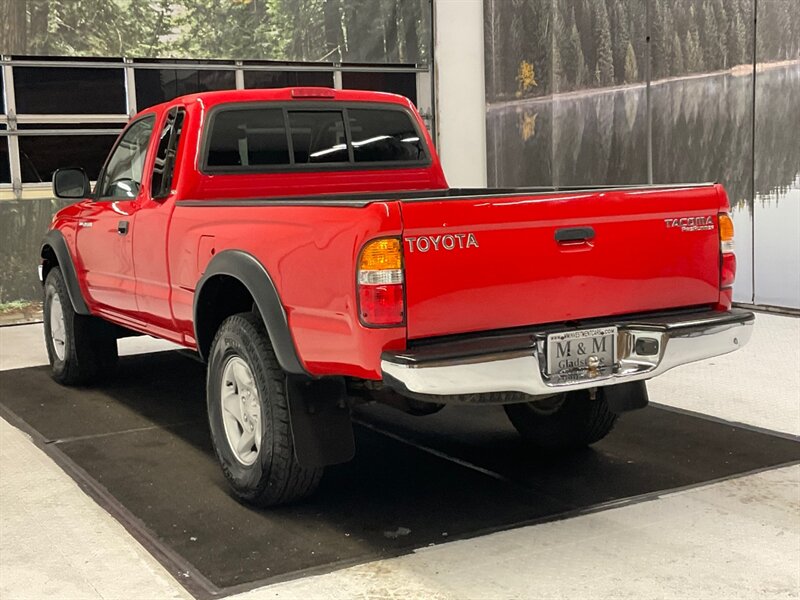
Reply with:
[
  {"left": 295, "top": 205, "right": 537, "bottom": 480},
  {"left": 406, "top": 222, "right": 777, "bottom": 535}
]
[{"left": 381, "top": 309, "right": 754, "bottom": 399}]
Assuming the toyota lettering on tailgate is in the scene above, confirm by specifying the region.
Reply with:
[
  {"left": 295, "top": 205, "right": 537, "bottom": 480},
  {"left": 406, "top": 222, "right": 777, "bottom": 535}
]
[{"left": 404, "top": 233, "right": 479, "bottom": 253}]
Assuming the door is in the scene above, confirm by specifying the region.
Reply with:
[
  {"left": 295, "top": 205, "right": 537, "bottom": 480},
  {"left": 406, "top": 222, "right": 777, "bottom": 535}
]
[
  {"left": 133, "top": 107, "right": 186, "bottom": 339},
  {"left": 75, "top": 115, "right": 156, "bottom": 318}
]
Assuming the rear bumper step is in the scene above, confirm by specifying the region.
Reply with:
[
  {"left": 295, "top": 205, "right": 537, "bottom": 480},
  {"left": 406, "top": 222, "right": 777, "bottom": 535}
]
[{"left": 381, "top": 309, "right": 755, "bottom": 398}]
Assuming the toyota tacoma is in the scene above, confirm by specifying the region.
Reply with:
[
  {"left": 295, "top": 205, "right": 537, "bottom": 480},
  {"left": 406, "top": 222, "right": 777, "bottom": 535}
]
[{"left": 40, "top": 88, "right": 754, "bottom": 506}]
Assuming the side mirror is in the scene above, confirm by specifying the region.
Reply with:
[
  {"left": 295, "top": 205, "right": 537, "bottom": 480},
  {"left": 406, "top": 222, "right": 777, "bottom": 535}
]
[{"left": 53, "top": 168, "right": 91, "bottom": 199}]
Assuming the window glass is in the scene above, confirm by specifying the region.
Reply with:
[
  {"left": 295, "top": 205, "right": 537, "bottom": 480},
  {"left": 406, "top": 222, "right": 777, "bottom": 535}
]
[
  {"left": 288, "top": 111, "right": 348, "bottom": 164},
  {"left": 14, "top": 67, "right": 127, "bottom": 114},
  {"left": 1, "top": 135, "right": 10, "bottom": 184},
  {"left": 341, "top": 72, "right": 417, "bottom": 105},
  {"left": 348, "top": 108, "right": 425, "bottom": 163},
  {"left": 1, "top": 74, "right": 5, "bottom": 113},
  {"left": 207, "top": 109, "right": 289, "bottom": 168},
  {"left": 18, "top": 135, "right": 117, "bottom": 183},
  {"left": 135, "top": 69, "right": 236, "bottom": 109},
  {"left": 98, "top": 117, "right": 155, "bottom": 199},
  {"left": 243, "top": 71, "right": 333, "bottom": 89},
  {"left": 152, "top": 109, "right": 186, "bottom": 197}
]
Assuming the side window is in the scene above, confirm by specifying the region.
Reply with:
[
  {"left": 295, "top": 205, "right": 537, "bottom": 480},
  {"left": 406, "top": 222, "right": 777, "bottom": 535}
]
[
  {"left": 151, "top": 108, "right": 186, "bottom": 198},
  {"left": 97, "top": 116, "right": 155, "bottom": 199},
  {"left": 348, "top": 109, "right": 425, "bottom": 163},
  {"left": 288, "top": 111, "right": 349, "bottom": 164}
]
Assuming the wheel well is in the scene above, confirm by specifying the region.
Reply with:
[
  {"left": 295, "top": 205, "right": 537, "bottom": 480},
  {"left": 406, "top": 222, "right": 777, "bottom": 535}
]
[
  {"left": 195, "top": 274, "right": 257, "bottom": 360},
  {"left": 41, "top": 245, "right": 58, "bottom": 283}
]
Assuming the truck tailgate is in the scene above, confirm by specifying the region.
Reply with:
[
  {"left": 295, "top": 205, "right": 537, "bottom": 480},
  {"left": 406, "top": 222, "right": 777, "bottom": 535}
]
[{"left": 401, "top": 185, "right": 723, "bottom": 340}]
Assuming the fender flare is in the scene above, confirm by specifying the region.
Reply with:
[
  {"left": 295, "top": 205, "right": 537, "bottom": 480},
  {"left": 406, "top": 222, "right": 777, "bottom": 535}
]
[
  {"left": 41, "top": 230, "right": 90, "bottom": 315},
  {"left": 193, "top": 250, "right": 307, "bottom": 375}
]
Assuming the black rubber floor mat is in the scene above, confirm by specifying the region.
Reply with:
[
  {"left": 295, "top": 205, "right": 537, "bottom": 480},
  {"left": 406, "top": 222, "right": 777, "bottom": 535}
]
[{"left": 2, "top": 351, "right": 798, "bottom": 598}]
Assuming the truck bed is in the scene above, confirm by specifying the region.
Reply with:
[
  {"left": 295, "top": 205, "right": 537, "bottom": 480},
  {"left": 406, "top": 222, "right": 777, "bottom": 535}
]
[{"left": 177, "top": 182, "right": 713, "bottom": 207}]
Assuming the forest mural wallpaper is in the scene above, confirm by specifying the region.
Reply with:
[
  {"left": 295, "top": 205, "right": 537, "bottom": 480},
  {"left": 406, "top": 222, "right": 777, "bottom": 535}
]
[
  {"left": 484, "top": 0, "right": 799, "bottom": 308},
  {"left": 0, "top": 0, "right": 430, "bottom": 64}
]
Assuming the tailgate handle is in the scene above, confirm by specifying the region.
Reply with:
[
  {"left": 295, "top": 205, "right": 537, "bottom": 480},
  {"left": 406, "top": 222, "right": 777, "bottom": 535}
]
[{"left": 555, "top": 226, "right": 595, "bottom": 243}]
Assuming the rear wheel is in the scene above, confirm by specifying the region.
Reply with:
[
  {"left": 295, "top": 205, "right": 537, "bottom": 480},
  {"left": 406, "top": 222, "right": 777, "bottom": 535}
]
[
  {"left": 207, "top": 312, "right": 322, "bottom": 507},
  {"left": 43, "top": 268, "right": 118, "bottom": 385},
  {"left": 504, "top": 389, "right": 617, "bottom": 450}
]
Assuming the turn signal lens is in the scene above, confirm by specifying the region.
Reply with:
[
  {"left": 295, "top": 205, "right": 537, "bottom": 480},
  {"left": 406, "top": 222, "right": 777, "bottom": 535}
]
[
  {"left": 358, "top": 237, "right": 405, "bottom": 327},
  {"left": 360, "top": 238, "right": 402, "bottom": 271},
  {"left": 719, "top": 213, "right": 735, "bottom": 253}
]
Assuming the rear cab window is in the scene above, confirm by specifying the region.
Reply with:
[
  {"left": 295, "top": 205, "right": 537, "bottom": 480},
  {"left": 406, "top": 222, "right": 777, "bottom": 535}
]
[{"left": 202, "top": 103, "right": 428, "bottom": 172}]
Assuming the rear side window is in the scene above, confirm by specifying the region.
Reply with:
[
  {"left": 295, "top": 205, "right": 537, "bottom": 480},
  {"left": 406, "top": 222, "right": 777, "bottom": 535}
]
[
  {"left": 203, "top": 104, "right": 428, "bottom": 172},
  {"left": 348, "top": 109, "right": 425, "bottom": 163},
  {"left": 151, "top": 107, "right": 185, "bottom": 198},
  {"left": 207, "top": 108, "right": 290, "bottom": 168}
]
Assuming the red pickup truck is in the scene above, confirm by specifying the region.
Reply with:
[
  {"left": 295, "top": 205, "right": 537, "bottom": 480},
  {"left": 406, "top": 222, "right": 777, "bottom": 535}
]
[{"left": 41, "top": 88, "right": 753, "bottom": 506}]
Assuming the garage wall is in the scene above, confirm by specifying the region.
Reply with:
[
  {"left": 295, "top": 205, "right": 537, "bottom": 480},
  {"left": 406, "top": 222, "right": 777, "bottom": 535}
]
[
  {"left": 434, "top": 0, "right": 487, "bottom": 187},
  {"left": 484, "top": 0, "right": 800, "bottom": 310}
]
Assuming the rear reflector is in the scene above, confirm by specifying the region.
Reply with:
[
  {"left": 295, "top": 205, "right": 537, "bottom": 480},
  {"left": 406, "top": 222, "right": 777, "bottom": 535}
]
[
  {"left": 359, "top": 284, "right": 404, "bottom": 326},
  {"left": 358, "top": 237, "right": 405, "bottom": 327},
  {"left": 721, "top": 252, "right": 737, "bottom": 288}
]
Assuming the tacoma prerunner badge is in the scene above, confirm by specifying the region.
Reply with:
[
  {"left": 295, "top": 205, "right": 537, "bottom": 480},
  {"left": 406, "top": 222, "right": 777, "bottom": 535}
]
[{"left": 40, "top": 87, "right": 754, "bottom": 507}]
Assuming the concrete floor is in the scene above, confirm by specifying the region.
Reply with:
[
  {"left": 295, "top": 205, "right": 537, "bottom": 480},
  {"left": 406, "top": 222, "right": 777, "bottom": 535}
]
[{"left": 1, "top": 313, "right": 798, "bottom": 599}]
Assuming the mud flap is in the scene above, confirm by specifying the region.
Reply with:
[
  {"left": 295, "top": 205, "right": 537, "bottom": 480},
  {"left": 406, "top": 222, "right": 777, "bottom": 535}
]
[
  {"left": 286, "top": 377, "right": 355, "bottom": 468},
  {"left": 603, "top": 380, "right": 649, "bottom": 414}
]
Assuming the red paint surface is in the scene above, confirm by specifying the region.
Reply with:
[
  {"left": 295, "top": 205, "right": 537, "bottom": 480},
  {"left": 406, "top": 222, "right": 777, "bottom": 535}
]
[
  {"left": 47, "top": 89, "right": 733, "bottom": 381},
  {"left": 401, "top": 186, "right": 729, "bottom": 339}
]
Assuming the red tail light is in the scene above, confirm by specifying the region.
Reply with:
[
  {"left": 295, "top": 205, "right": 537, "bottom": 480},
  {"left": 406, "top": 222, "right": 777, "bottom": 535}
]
[
  {"left": 291, "top": 87, "right": 335, "bottom": 99},
  {"left": 721, "top": 252, "right": 737, "bottom": 288},
  {"left": 357, "top": 238, "right": 405, "bottom": 327}
]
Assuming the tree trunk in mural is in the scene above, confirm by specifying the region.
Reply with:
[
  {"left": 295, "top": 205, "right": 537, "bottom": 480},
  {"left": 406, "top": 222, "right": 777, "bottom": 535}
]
[
  {"left": 401, "top": 0, "right": 419, "bottom": 64},
  {"left": 0, "top": 0, "right": 28, "bottom": 54}
]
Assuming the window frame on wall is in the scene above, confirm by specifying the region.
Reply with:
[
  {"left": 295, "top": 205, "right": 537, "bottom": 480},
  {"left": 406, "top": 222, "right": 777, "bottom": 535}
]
[{"left": 1, "top": 55, "right": 430, "bottom": 200}]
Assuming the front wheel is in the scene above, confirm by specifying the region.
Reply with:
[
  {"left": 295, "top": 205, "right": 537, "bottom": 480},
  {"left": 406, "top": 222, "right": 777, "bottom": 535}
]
[
  {"left": 207, "top": 312, "right": 322, "bottom": 507},
  {"left": 504, "top": 389, "right": 618, "bottom": 450},
  {"left": 43, "top": 267, "right": 118, "bottom": 385}
]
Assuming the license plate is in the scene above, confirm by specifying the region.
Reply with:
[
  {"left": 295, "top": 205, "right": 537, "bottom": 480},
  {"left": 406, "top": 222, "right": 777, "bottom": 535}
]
[{"left": 546, "top": 327, "right": 617, "bottom": 378}]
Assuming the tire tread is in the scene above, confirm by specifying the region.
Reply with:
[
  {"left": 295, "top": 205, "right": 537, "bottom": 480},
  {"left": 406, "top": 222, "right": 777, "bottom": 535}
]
[
  {"left": 208, "top": 312, "right": 322, "bottom": 507},
  {"left": 504, "top": 389, "right": 618, "bottom": 450},
  {"left": 44, "top": 268, "right": 118, "bottom": 386}
]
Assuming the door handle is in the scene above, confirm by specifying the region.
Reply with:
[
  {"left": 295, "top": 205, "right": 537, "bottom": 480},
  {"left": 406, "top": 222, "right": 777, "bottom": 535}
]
[
  {"left": 117, "top": 220, "right": 129, "bottom": 235},
  {"left": 555, "top": 226, "right": 595, "bottom": 243}
]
